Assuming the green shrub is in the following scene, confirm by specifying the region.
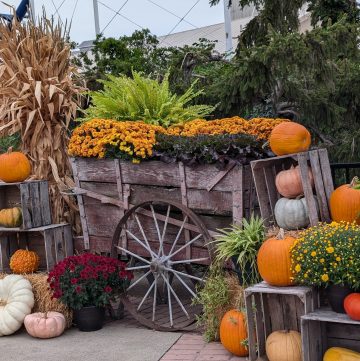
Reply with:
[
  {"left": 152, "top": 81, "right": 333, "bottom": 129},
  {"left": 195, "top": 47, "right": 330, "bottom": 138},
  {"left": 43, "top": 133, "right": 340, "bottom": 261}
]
[{"left": 84, "top": 71, "right": 214, "bottom": 127}]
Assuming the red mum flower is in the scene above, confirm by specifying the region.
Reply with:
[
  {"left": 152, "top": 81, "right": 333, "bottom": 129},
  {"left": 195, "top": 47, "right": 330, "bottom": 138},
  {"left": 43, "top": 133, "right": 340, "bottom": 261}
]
[
  {"left": 75, "top": 286, "right": 82, "bottom": 294},
  {"left": 104, "top": 286, "right": 112, "bottom": 293},
  {"left": 71, "top": 278, "right": 78, "bottom": 285}
]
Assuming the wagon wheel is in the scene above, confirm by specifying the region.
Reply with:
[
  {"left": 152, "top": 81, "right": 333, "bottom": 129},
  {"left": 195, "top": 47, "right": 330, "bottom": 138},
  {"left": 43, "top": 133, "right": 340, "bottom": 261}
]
[{"left": 111, "top": 199, "right": 214, "bottom": 331}]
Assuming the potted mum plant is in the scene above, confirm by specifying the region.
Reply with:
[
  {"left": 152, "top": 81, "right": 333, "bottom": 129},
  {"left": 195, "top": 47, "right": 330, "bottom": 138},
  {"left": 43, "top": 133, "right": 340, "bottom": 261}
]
[
  {"left": 291, "top": 221, "right": 360, "bottom": 313},
  {"left": 48, "top": 254, "right": 133, "bottom": 331}
]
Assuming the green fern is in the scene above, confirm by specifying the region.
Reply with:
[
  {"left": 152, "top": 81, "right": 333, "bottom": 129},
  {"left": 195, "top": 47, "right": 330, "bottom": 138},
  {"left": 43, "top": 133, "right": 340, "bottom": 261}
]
[{"left": 83, "top": 71, "right": 215, "bottom": 127}]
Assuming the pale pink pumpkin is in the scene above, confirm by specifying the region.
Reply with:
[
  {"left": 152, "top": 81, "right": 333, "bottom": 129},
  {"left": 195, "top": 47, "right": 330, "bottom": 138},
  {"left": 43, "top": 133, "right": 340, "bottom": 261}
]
[{"left": 24, "top": 312, "right": 66, "bottom": 339}]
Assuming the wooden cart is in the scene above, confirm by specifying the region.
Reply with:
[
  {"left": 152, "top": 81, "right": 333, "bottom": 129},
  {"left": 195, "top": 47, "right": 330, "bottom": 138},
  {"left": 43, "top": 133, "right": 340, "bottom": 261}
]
[{"left": 70, "top": 157, "right": 258, "bottom": 331}]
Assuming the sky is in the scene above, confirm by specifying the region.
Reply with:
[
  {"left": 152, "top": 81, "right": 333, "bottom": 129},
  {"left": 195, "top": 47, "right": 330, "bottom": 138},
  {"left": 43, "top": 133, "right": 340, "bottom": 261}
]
[{"left": 0, "top": 0, "right": 224, "bottom": 44}]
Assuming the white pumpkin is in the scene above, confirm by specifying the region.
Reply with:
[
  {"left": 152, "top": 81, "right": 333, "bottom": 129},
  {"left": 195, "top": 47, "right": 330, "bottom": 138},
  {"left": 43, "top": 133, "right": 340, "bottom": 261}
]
[
  {"left": 0, "top": 275, "right": 34, "bottom": 336},
  {"left": 274, "top": 197, "right": 314, "bottom": 230}
]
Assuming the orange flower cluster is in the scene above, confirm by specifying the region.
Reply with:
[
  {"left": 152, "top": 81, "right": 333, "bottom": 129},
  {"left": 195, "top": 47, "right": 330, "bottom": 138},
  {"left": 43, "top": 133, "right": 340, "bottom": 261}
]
[
  {"left": 69, "top": 117, "right": 288, "bottom": 161},
  {"left": 166, "top": 117, "right": 286, "bottom": 140},
  {"left": 68, "top": 119, "right": 164, "bottom": 162}
]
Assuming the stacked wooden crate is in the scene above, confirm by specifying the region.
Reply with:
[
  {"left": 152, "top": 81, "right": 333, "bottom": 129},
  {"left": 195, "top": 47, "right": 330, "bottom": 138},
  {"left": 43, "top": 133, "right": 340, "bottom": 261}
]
[{"left": 0, "top": 180, "right": 73, "bottom": 272}]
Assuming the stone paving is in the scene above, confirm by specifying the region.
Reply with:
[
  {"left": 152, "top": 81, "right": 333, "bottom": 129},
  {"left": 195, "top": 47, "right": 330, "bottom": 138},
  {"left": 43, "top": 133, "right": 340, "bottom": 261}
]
[{"left": 160, "top": 334, "right": 247, "bottom": 361}]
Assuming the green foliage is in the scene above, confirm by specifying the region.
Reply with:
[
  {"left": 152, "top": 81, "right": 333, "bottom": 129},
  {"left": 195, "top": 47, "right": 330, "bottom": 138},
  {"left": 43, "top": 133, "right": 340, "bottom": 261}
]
[
  {"left": 193, "top": 265, "right": 230, "bottom": 342},
  {"left": 213, "top": 215, "right": 265, "bottom": 286},
  {"left": 0, "top": 133, "right": 21, "bottom": 153},
  {"left": 153, "top": 133, "right": 271, "bottom": 166},
  {"left": 83, "top": 71, "right": 214, "bottom": 127}
]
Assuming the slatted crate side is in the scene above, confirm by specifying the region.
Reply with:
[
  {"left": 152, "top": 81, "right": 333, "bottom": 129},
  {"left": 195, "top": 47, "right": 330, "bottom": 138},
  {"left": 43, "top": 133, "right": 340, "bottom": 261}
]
[
  {"left": 251, "top": 149, "right": 333, "bottom": 228},
  {"left": 0, "top": 225, "right": 73, "bottom": 272}
]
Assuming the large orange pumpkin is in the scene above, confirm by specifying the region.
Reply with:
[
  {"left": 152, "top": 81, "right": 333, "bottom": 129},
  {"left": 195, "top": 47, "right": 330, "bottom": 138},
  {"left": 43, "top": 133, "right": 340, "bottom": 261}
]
[
  {"left": 344, "top": 293, "right": 360, "bottom": 321},
  {"left": 257, "top": 230, "right": 295, "bottom": 286},
  {"left": 269, "top": 122, "right": 311, "bottom": 156},
  {"left": 275, "top": 165, "right": 314, "bottom": 198},
  {"left": 0, "top": 147, "right": 31, "bottom": 183},
  {"left": 220, "top": 309, "right": 248, "bottom": 357},
  {"left": 330, "top": 177, "right": 360, "bottom": 225}
]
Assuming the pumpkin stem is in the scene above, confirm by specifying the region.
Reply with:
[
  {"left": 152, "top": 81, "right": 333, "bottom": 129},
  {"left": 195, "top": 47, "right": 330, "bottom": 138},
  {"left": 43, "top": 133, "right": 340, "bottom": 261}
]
[
  {"left": 276, "top": 228, "right": 285, "bottom": 240},
  {"left": 0, "top": 298, "right": 6, "bottom": 307},
  {"left": 350, "top": 177, "right": 360, "bottom": 190},
  {"left": 7, "top": 147, "right": 13, "bottom": 154}
]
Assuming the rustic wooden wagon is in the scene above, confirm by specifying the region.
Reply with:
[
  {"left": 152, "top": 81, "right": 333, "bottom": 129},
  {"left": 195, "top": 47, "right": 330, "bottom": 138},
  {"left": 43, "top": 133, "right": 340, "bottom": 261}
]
[{"left": 70, "top": 157, "right": 257, "bottom": 331}]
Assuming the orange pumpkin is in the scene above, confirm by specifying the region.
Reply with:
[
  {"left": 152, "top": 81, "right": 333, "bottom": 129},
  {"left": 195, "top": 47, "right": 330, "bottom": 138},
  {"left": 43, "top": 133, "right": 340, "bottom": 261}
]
[
  {"left": 344, "top": 293, "right": 360, "bottom": 321},
  {"left": 10, "top": 249, "right": 40, "bottom": 274},
  {"left": 275, "top": 165, "right": 314, "bottom": 198},
  {"left": 220, "top": 309, "right": 248, "bottom": 357},
  {"left": 269, "top": 122, "right": 311, "bottom": 156},
  {"left": 0, "top": 147, "right": 31, "bottom": 183},
  {"left": 257, "top": 230, "right": 295, "bottom": 286},
  {"left": 330, "top": 177, "right": 360, "bottom": 225}
]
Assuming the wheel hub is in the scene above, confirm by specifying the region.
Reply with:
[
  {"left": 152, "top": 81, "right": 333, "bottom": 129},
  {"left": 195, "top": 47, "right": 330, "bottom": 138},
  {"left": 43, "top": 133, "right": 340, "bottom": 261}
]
[{"left": 150, "top": 257, "right": 169, "bottom": 274}]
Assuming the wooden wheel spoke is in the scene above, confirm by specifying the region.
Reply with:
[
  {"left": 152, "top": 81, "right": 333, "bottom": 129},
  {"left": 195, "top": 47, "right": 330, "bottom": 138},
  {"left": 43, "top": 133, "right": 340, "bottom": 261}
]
[
  {"left": 134, "top": 214, "right": 154, "bottom": 256},
  {"left": 161, "top": 273, "right": 190, "bottom": 320},
  {"left": 165, "top": 267, "right": 204, "bottom": 283},
  {"left": 164, "top": 273, "right": 173, "bottom": 327},
  {"left": 152, "top": 276, "right": 158, "bottom": 322},
  {"left": 150, "top": 204, "right": 163, "bottom": 253},
  {"left": 137, "top": 280, "right": 156, "bottom": 311},
  {"left": 168, "top": 215, "right": 188, "bottom": 256},
  {"left": 115, "top": 245, "right": 151, "bottom": 265},
  {"left": 158, "top": 205, "right": 171, "bottom": 257},
  {"left": 169, "top": 257, "right": 209, "bottom": 265},
  {"left": 125, "top": 229, "right": 157, "bottom": 258},
  {"left": 126, "top": 265, "right": 150, "bottom": 271},
  {"left": 172, "top": 272, "right": 197, "bottom": 299},
  {"left": 165, "top": 234, "right": 202, "bottom": 261},
  {"left": 127, "top": 270, "right": 152, "bottom": 291}
]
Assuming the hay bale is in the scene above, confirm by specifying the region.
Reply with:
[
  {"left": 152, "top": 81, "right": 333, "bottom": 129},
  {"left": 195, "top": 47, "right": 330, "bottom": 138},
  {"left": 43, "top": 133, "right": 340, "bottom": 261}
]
[
  {"left": 0, "top": 273, "right": 72, "bottom": 328},
  {"left": 266, "top": 226, "right": 303, "bottom": 239}
]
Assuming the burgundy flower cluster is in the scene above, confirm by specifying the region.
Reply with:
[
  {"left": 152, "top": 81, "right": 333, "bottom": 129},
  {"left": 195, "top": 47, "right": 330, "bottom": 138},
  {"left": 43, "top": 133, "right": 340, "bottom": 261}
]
[{"left": 48, "top": 253, "right": 133, "bottom": 310}]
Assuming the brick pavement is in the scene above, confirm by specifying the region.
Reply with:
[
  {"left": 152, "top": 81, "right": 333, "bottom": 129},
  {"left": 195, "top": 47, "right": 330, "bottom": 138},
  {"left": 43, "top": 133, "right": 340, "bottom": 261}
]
[{"left": 160, "top": 334, "right": 248, "bottom": 361}]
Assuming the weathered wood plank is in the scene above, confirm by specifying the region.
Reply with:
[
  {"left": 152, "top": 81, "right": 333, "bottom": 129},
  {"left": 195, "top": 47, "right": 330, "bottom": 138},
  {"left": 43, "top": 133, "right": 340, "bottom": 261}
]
[
  {"left": 30, "top": 182, "right": 42, "bottom": 227},
  {"left": 72, "top": 158, "right": 253, "bottom": 192},
  {"left": 309, "top": 150, "right": 331, "bottom": 222},
  {"left": 232, "top": 166, "right": 243, "bottom": 225},
  {"left": 20, "top": 183, "right": 32, "bottom": 229},
  {"left": 298, "top": 152, "right": 319, "bottom": 226},
  {"left": 318, "top": 148, "right": 334, "bottom": 201},
  {"left": 71, "top": 158, "right": 90, "bottom": 249},
  {"left": 263, "top": 166, "right": 278, "bottom": 211},
  {"left": 254, "top": 293, "right": 265, "bottom": 356},
  {"left": 39, "top": 181, "right": 52, "bottom": 225},
  {"left": 245, "top": 294, "right": 257, "bottom": 361}
]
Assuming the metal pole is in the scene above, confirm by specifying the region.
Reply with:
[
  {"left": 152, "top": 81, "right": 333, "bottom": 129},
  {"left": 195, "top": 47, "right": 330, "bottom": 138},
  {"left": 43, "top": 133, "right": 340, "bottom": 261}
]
[
  {"left": 29, "top": 0, "right": 35, "bottom": 22},
  {"left": 223, "top": 0, "right": 233, "bottom": 56},
  {"left": 93, "top": 0, "right": 100, "bottom": 36}
]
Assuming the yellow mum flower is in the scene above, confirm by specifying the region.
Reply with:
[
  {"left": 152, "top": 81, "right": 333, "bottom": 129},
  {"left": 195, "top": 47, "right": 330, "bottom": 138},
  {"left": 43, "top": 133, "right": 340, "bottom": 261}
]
[
  {"left": 326, "top": 247, "right": 335, "bottom": 254},
  {"left": 295, "top": 264, "right": 301, "bottom": 273},
  {"left": 311, "top": 251, "right": 316, "bottom": 257},
  {"left": 321, "top": 274, "right": 329, "bottom": 282}
]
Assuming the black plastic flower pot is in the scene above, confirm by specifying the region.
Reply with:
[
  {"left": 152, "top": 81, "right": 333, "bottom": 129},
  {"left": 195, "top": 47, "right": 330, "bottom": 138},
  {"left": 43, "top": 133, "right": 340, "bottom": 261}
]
[
  {"left": 231, "top": 256, "right": 253, "bottom": 286},
  {"left": 326, "top": 285, "right": 353, "bottom": 314},
  {"left": 74, "top": 306, "right": 105, "bottom": 331}
]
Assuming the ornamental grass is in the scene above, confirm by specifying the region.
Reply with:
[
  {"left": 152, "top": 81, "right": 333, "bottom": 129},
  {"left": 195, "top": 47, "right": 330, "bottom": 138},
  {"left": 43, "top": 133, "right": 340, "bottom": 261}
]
[
  {"left": 290, "top": 222, "right": 360, "bottom": 289},
  {"left": 0, "top": 17, "right": 84, "bottom": 230}
]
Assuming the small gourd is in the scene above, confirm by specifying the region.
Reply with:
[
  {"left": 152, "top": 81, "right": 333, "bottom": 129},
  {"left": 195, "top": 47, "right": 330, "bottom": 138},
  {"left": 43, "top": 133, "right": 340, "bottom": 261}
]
[
  {"left": 10, "top": 249, "right": 40, "bottom": 274},
  {"left": 275, "top": 165, "right": 314, "bottom": 198},
  {"left": 266, "top": 330, "right": 302, "bottom": 361},
  {"left": 0, "top": 207, "right": 22, "bottom": 228},
  {"left": 24, "top": 311, "right": 66, "bottom": 339},
  {"left": 274, "top": 196, "right": 314, "bottom": 230},
  {"left": 323, "top": 347, "right": 360, "bottom": 361}
]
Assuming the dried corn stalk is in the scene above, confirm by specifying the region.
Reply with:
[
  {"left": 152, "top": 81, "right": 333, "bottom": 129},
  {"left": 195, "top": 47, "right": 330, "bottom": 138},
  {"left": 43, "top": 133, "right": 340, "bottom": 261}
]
[{"left": 0, "top": 17, "right": 85, "bottom": 232}]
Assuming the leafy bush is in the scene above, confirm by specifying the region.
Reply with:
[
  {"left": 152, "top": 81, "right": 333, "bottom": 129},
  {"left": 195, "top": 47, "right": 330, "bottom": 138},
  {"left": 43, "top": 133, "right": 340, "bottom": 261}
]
[
  {"left": 0, "top": 133, "right": 21, "bottom": 153},
  {"left": 153, "top": 133, "right": 271, "bottom": 167},
  {"left": 84, "top": 71, "right": 214, "bottom": 127}
]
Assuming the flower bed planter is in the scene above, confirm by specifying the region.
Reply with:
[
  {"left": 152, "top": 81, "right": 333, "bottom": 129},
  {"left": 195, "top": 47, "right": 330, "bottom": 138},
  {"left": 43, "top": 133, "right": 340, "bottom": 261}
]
[{"left": 70, "top": 157, "right": 258, "bottom": 253}]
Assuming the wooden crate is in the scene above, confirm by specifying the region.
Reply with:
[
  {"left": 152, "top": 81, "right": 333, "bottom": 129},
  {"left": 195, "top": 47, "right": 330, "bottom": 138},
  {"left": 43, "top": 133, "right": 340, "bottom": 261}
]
[
  {"left": 245, "top": 282, "right": 319, "bottom": 361},
  {"left": 0, "top": 224, "right": 73, "bottom": 272},
  {"left": 70, "top": 158, "right": 258, "bottom": 252},
  {"left": 0, "top": 180, "right": 51, "bottom": 229},
  {"left": 250, "top": 149, "right": 334, "bottom": 228},
  {"left": 301, "top": 309, "right": 360, "bottom": 361}
]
